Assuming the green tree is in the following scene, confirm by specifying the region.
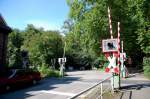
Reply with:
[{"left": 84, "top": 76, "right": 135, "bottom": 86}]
[
  {"left": 7, "top": 29, "right": 24, "bottom": 68},
  {"left": 135, "top": 0, "right": 150, "bottom": 78},
  {"left": 22, "top": 27, "right": 64, "bottom": 69},
  {"left": 7, "top": 25, "right": 62, "bottom": 77},
  {"left": 66, "top": 0, "right": 148, "bottom": 69},
  {"left": 65, "top": 0, "right": 109, "bottom": 69}
]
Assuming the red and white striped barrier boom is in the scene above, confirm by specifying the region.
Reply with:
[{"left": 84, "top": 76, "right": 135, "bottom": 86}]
[
  {"left": 108, "top": 7, "right": 113, "bottom": 39},
  {"left": 117, "top": 22, "right": 121, "bottom": 73}
]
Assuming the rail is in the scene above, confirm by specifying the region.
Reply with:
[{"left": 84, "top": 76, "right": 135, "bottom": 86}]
[{"left": 68, "top": 75, "right": 113, "bottom": 99}]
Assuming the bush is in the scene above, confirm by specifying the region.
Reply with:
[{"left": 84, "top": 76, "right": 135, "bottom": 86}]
[
  {"left": 143, "top": 57, "right": 150, "bottom": 79},
  {"left": 38, "top": 63, "right": 60, "bottom": 78},
  {"left": 94, "top": 54, "right": 106, "bottom": 69}
]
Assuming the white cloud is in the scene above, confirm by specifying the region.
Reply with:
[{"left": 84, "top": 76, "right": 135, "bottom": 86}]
[{"left": 25, "top": 20, "right": 61, "bottom": 31}]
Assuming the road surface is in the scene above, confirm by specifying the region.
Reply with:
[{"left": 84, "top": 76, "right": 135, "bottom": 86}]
[
  {"left": 1, "top": 70, "right": 150, "bottom": 99},
  {"left": 0, "top": 70, "right": 111, "bottom": 99}
]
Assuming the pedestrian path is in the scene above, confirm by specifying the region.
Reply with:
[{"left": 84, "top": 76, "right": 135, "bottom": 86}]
[{"left": 117, "top": 73, "right": 150, "bottom": 99}]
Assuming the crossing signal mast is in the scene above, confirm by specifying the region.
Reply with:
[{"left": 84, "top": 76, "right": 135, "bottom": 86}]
[{"left": 102, "top": 7, "right": 121, "bottom": 90}]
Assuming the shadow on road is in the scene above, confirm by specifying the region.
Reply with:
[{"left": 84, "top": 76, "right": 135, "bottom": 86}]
[{"left": 121, "top": 82, "right": 150, "bottom": 91}]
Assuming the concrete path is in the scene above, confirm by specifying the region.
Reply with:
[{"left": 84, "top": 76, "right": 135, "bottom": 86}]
[{"left": 118, "top": 73, "right": 150, "bottom": 99}]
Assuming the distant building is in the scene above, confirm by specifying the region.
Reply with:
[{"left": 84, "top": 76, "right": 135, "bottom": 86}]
[{"left": 0, "top": 14, "right": 12, "bottom": 70}]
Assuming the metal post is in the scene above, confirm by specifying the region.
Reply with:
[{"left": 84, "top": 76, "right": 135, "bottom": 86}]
[
  {"left": 100, "top": 83, "right": 103, "bottom": 99},
  {"left": 112, "top": 73, "right": 114, "bottom": 91},
  {"left": 121, "top": 41, "right": 125, "bottom": 77},
  {"left": 59, "top": 41, "right": 66, "bottom": 78},
  {"left": 121, "top": 41, "right": 123, "bottom": 53},
  {"left": 60, "top": 64, "right": 64, "bottom": 77},
  {"left": 63, "top": 42, "right": 66, "bottom": 58},
  {"left": 118, "top": 22, "right": 121, "bottom": 89},
  {"left": 58, "top": 58, "right": 66, "bottom": 77}
]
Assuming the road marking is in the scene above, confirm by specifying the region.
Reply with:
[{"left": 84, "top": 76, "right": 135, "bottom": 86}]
[
  {"left": 27, "top": 90, "right": 76, "bottom": 96},
  {"left": 41, "top": 90, "right": 76, "bottom": 96}
]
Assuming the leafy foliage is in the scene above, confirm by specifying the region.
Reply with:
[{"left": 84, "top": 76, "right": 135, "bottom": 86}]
[
  {"left": 38, "top": 63, "right": 60, "bottom": 78},
  {"left": 137, "top": 22, "right": 150, "bottom": 54},
  {"left": 65, "top": 0, "right": 145, "bottom": 68},
  {"left": 143, "top": 57, "right": 150, "bottom": 79},
  {"left": 7, "top": 0, "right": 150, "bottom": 75},
  {"left": 7, "top": 25, "right": 64, "bottom": 77},
  {"left": 22, "top": 26, "right": 64, "bottom": 68},
  {"left": 7, "top": 29, "right": 24, "bottom": 68}
]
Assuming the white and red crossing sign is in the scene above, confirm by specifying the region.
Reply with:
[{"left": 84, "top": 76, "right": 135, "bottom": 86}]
[
  {"left": 104, "top": 52, "right": 119, "bottom": 74},
  {"left": 102, "top": 21, "right": 121, "bottom": 74},
  {"left": 101, "top": 7, "right": 121, "bottom": 75},
  {"left": 102, "top": 38, "right": 119, "bottom": 74}
]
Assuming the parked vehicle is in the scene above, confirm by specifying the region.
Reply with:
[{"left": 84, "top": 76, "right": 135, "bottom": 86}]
[{"left": 0, "top": 69, "right": 41, "bottom": 92}]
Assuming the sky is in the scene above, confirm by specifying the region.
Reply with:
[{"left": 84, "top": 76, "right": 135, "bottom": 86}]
[{"left": 0, "top": 0, "right": 69, "bottom": 31}]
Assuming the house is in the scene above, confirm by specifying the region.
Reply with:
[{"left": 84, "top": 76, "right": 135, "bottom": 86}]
[{"left": 0, "top": 14, "right": 12, "bottom": 70}]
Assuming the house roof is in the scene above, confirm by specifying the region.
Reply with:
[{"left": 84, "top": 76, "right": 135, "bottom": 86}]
[{"left": 0, "top": 14, "right": 12, "bottom": 33}]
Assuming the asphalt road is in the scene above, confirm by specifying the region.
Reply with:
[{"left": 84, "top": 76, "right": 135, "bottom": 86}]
[
  {"left": 0, "top": 70, "right": 111, "bottom": 99},
  {"left": 1, "top": 70, "right": 149, "bottom": 99}
]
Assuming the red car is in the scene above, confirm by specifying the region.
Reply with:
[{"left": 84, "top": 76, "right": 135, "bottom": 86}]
[{"left": 0, "top": 69, "right": 41, "bottom": 92}]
